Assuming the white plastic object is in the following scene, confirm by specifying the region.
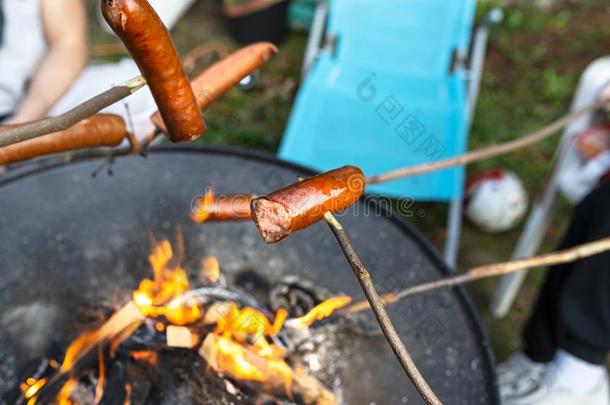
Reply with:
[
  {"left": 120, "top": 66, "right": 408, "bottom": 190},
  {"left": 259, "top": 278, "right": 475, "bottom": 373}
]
[{"left": 465, "top": 169, "right": 529, "bottom": 233}]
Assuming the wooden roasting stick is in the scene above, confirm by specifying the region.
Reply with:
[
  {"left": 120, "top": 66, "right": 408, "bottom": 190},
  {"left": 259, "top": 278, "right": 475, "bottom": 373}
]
[
  {"left": 250, "top": 171, "right": 441, "bottom": 404},
  {"left": 200, "top": 334, "right": 337, "bottom": 405},
  {"left": 202, "top": 101, "right": 607, "bottom": 224},
  {"left": 347, "top": 236, "right": 610, "bottom": 314},
  {"left": 323, "top": 213, "right": 442, "bottom": 405},
  {"left": 0, "top": 114, "right": 128, "bottom": 165},
  {"left": 0, "top": 42, "right": 277, "bottom": 163},
  {"left": 367, "top": 100, "right": 605, "bottom": 184},
  {"left": 0, "top": 76, "right": 145, "bottom": 149}
]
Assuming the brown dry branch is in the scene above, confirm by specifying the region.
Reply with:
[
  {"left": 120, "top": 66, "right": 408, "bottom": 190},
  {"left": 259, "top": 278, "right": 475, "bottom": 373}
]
[
  {"left": 367, "top": 100, "right": 605, "bottom": 185},
  {"left": 323, "top": 212, "right": 441, "bottom": 405},
  {"left": 0, "top": 76, "right": 146, "bottom": 148},
  {"left": 347, "top": 236, "right": 610, "bottom": 314},
  {"left": 33, "top": 301, "right": 145, "bottom": 403}
]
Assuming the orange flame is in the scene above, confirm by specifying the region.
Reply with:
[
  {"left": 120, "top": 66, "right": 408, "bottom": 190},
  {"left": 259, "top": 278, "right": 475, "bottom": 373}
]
[
  {"left": 202, "top": 334, "right": 294, "bottom": 397},
  {"left": 133, "top": 240, "right": 202, "bottom": 325},
  {"left": 56, "top": 378, "right": 76, "bottom": 405},
  {"left": 201, "top": 256, "right": 220, "bottom": 284},
  {"left": 129, "top": 350, "right": 159, "bottom": 366},
  {"left": 20, "top": 378, "right": 47, "bottom": 404},
  {"left": 215, "top": 303, "right": 288, "bottom": 355},
  {"left": 124, "top": 382, "right": 132, "bottom": 405},
  {"left": 192, "top": 188, "right": 215, "bottom": 223},
  {"left": 19, "top": 240, "right": 347, "bottom": 404},
  {"left": 95, "top": 346, "right": 106, "bottom": 403},
  {"left": 292, "top": 296, "right": 352, "bottom": 328}
]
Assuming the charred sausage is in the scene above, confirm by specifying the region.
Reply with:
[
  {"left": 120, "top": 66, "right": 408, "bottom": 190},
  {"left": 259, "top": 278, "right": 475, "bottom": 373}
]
[
  {"left": 0, "top": 114, "right": 127, "bottom": 165},
  {"left": 251, "top": 166, "right": 366, "bottom": 243},
  {"left": 150, "top": 42, "right": 277, "bottom": 132},
  {"left": 102, "top": 0, "right": 205, "bottom": 142}
]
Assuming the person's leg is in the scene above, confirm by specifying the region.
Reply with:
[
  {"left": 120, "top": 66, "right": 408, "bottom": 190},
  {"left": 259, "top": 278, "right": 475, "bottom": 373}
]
[
  {"left": 521, "top": 180, "right": 595, "bottom": 363},
  {"left": 558, "top": 181, "right": 610, "bottom": 365},
  {"left": 502, "top": 182, "right": 610, "bottom": 405}
]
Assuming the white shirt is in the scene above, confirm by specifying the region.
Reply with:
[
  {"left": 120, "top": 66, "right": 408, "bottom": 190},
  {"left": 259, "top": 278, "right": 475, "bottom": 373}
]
[{"left": 0, "top": 0, "right": 47, "bottom": 116}]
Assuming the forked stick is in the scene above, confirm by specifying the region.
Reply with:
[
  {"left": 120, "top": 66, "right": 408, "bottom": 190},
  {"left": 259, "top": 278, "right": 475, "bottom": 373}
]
[{"left": 324, "top": 212, "right": 441, "bottom": 405}]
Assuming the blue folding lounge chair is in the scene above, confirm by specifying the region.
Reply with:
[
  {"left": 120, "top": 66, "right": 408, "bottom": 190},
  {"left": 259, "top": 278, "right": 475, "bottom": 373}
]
[{"left": 279, "top": 0, "right": 501, "bottom": 266}]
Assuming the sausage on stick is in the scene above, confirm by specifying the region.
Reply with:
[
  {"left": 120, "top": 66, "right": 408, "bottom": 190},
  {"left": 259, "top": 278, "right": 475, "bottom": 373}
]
[
  {"left": 251, "top": 166, "right": 366, "bottom": 243},
  {"left": 102, "top": 0, "right": 205, "bottom": 142},
  {"left": 150, "top": 42, "right": 278, "bottom": 132},
  {"left": 0, "top": 114, "right": 128, "bottom": 165}
]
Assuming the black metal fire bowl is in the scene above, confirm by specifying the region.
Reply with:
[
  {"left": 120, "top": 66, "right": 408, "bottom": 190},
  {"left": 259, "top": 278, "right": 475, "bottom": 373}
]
[{"left": 0, "top": 145, "right": 498, "bottom": 404}]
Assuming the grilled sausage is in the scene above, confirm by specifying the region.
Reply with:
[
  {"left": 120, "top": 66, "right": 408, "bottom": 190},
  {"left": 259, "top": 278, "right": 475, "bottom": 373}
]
[
  {"left": 251, "top": 166, "right": 366, "bottom": 243},
  {"left": 0, "top": 114, "right": 127, "bottom": 165},
  {"left": 102, "top": 0, "right": 205, "bottom": 142},
  {"left": 192, "top": 190, "right": 255, "bottom": 223},
  {"left": 150, "top": 42, "right": 277, "bottom": 132}
]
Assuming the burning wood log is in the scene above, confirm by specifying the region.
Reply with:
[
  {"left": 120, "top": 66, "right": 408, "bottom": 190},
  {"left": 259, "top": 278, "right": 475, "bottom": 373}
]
[
  {"left": 200, "top": 256, "right": 221, "bottom": 284},
  {"left": 199, "top": 334, "right": 337, "bottom": 405},
  {"left": 166, "top": 325, "right": 200, "bottom": 349},
  {"left": 31, "top": 301, "right": 145, "bottom": 403}
]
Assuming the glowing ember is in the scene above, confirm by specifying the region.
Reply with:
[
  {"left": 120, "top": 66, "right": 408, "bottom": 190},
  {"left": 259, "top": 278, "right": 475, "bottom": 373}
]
[{"left": 129, "top": 350, "right": 159, "bottom": 366}]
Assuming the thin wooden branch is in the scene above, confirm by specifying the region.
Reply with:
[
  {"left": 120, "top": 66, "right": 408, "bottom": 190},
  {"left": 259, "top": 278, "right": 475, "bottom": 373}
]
[
  {"left": 366, "top": 100, "right": 604, "bottom": 185},
  {"left": 0, "top": 76, "right": 146, "bottom": 148},
  {"left": 323, "top": 212, "right": 441, "bottom": 405},
  {"left": 32, "top": 301, "right": 145, "bottom": 403},
  {"left": 347, "top": 236, "right": 610, "bottom": 314}
]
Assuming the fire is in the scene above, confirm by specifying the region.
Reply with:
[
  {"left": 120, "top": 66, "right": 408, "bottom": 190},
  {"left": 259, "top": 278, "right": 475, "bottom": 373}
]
[
  {"left": 20, "top": 378, "right": 46, "bottom": 404},
  {"left": 133, "top": 240, "right": 202, "bottom": 325},
  {"left": 215, "top": 303, "right": 288, "bottom": 356},
  {"left": 192, "top": 188, "right": 215, "bottom": 223},
  {"left": 129, "top": 350, "right": 159, "bottom": 366},
  {"left": 292, "top": 296, "right": 352, "bottom": 328},
  {"left": 19, "top": 239, "right": 348, "bottom": 404},
  {"left": 56, "top": 378, "right": 77, "bottom": 405},
  {"left": 201, "top": 334, "right": 294, "bottom": 397},
  {"left": 201, "top": 256, "right": 220, "bottom": 284},
  {"left": 95, "top": 346, "right": 106, "bottom": 403}
]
